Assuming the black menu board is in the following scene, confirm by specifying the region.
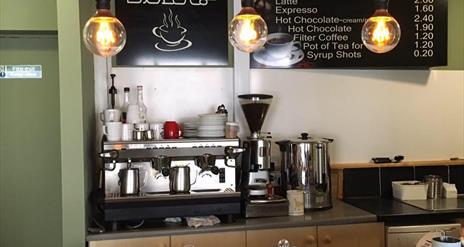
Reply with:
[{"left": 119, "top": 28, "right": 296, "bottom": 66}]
[
  {"left": 251, "top": 0, "right": 448, "bottom": 69},
  {"left": 115, "top": 0, "right": 229, "bottom": 66}
]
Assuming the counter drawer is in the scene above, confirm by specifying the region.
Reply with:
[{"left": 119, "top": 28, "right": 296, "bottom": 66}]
[
  {"left": 171, "top": 231, "right": 245, "bottom": 247},
  {"left": 247, "top": 226, "right": 317, "bottom": 247},
  {"left": 318, "top": 222, "right": 384, "bottom": 247},
  {"left": 88, "top": 236, "right": 169, "bottom": 247}
]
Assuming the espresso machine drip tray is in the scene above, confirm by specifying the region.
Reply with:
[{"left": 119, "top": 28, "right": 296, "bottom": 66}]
[
  {"left": 249, "top": 195, "right": 287, "bottom": 204},
  {"left": 105, "top": 191, "right": 240, "bottom": 203},
  {"left": 100, "top": 192, "right": 241, "bottom": 222}
]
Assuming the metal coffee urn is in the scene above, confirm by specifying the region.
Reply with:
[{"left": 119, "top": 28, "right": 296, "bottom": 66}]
[{"left": 277, "top": 133, "right": 333, "bottom": 210}]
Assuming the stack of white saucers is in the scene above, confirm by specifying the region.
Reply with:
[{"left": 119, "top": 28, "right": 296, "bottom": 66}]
[
  {"left": 197, "top": 114, "right": 227, "bottom": 138},
  {"left": 183, "top": 122, "right": 198, "bottom": 138}
]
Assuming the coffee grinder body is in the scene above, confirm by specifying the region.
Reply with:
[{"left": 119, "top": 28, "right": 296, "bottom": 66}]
[{"left": 238, "top": 94, "right": 288, "bottom": 218}]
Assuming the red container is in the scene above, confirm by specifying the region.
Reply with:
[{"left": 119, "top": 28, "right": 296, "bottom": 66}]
[{"left": 163, "top": 121, "right": 181, "bottom": 139}]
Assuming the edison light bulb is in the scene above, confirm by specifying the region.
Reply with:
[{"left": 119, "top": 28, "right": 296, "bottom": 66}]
[
  {"left": 83, "top": 8, "right": 126, "bottom": 57},
  {"left": 362, "top": 9, "right": 401, "bottom": 54},
  {"left": 229, "top": 7, "right": 268, "bottom": 53}
]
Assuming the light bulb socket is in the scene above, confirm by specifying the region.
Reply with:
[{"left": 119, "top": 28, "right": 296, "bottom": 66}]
[
  {"left": 241, "top": 0, "right": 254, "bottom": 8},
  {"left": 96, "top": 0, "right": 111, "bottom": 10},
  {"left": 375, "top": 0, "right": 389, "bottom": 10}
]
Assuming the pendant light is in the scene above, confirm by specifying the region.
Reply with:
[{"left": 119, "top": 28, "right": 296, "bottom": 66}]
[
  {"left": 83, "top": 0, "right": 127, "bottom": 57},
  {"left": 228, "top": 0, "right": 268, "bottom": 53},
  {"left": 361, "top": 0, "right": 401, "bottom": 54}
]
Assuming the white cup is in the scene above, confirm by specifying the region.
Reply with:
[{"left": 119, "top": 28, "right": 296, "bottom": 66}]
[
  {"left": 287, "top": 190, "right": 304, "bottom": 216},
  {"left": 126, "top": 105, "right": 140, "bottom": 124},
  {"left": 264, "top": 32, "right": 301, "bottom": 59},
  {"left": 100, "top": 109, "right": 121, "bottom": 123},
  {"left": 103, "top": 122, "right": 123, "bottom": 141},
  {"left": 150, "top": 122, "right": 164, "bottom": 140},
  {"left": 432, "top": 236, "right": 462, "bottom": 247},
  {"left": 121, "top": 123, "right": 133, "bottom": 141}
]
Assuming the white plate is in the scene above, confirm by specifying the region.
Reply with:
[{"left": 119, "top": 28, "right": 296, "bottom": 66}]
[
  {"left": 183, "top": 122, "right": 198, "bottom": 128},
  {"left": 198, "top": 132, "right": 224, "bottom": 135},
  {"left": 198, "top": 126, "right": 224, "bottom": 130},
  {"left": 198, "top": 134, "right": 225, "bottom": 137},
  {"left": 184, "top": 130, "right": 197, "bottom": 133},
  {"left": 253, "top": 46, "right": 304, "bottom": 67},
  {"left": 198, "top": 131, "right": 224, "bottom": 135}
]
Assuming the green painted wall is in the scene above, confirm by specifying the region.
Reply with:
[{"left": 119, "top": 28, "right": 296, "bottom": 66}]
[
  {"left": 0, "top": 0, "right": 57, "bottom": 31},
  {"left": 56, "top": 0, "right": 95, "bottom": 246},
  {"left": 0, "top": 34, "right": 62, "bottom": 247},
  {"left": 445, "top": 0, "right": 464, "bottom": 70}
]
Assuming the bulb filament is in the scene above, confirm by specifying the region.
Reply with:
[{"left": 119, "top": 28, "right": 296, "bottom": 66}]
[
  {"left": 371, "top": 17, "right": 392, "bottom": 47},
  {"left": 96, "top": 21, "right": 116, "bottom": 47},
  {"left": 239, "top": 18, "right": 258, "bottom": 45}
]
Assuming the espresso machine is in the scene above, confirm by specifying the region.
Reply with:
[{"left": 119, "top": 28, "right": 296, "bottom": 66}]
[
  {"left": 238, "top": 94, "right": 288, "bottom": 218},
  {"left": 96, "top": 138, "right": 244, "bottom": 227}
]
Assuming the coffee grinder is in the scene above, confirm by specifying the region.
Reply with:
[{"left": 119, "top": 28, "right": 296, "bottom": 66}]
[{"left": 238, "top": 94, "right": 288, "bottom": 218}]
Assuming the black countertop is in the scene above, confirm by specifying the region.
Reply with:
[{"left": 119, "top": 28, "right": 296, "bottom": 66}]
[
  {"left": 87, "top": 200, "right": 377, "bottom": 241},
  {"left": 344, "top": 197, "right": 464, "bottom": 225}
]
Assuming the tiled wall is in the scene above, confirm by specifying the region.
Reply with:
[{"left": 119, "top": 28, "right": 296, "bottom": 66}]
[{"left": 343, "top": 165, "right": 464, "bottom": 198}]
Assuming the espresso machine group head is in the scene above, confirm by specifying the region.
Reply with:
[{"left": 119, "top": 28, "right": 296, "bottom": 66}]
[{"left": 238, "top": 94, "right": 288, "bottom": 218}]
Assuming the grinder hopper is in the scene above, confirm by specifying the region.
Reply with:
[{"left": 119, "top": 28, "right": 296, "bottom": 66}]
[{"left": 238, "top": 94, "right": 273, "bottom": 138}]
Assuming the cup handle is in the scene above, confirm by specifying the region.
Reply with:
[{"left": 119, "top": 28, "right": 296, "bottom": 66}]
[
  {"left": 153, "top": 27, "right": 161, "bottom": 38},
  {"left": 292, "top": 41, "right": 302, "bottom": 51},
  {"left": 177, "top": 123, "right": 183, "bottom": 137},
  {"left": 100, "top": 112, "right": 105, "bottom": 122},
  {"left": 102, "top": 125, "right": 108, "bottom": 136}
]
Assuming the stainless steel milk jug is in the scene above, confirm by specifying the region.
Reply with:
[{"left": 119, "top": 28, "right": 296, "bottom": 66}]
[
  {"left": 118, "top": 167, "right": 140, "bottom": 196},
  {"left": 170, "top": 166, "right": 192, "bottom": 194}
]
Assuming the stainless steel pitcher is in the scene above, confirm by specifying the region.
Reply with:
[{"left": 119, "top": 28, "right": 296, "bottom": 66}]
[
  {"left": 118, "top": 161, "right": 140, "bottom": 196},
  {"left": 277, "top": 133, "right": 333, "bottom": 210},
  {"left": 169, "top": 166, "right": 197, "bottom": 194}
]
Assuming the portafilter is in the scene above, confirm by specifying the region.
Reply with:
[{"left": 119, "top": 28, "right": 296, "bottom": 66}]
[
  {"left": 152, "top": 155, "right": 171, "bottom": 176},
  {"left": 195, "top": 153, "right": 219, "bottom": 174}
]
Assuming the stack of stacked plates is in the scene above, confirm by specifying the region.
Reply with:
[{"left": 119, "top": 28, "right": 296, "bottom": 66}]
[
  {"left": 183, "top": 122, "right": 198, "bottom": 138},
  {"left": 197, "top": 114, "right": 227, "bottom": 138}
]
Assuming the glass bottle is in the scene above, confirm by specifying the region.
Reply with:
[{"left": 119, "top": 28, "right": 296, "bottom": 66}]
[
  {"left": 136, "top": 85, "right": 147, "bottom": 123},
  {"left": 121, "top": 87, "right": 130, "bottom": 123}
]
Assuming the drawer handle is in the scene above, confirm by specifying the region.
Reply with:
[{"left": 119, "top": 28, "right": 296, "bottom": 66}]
[
  {"left": 306, "top": 235, "right": 316, "bottom": 244},
  {"left": 183, "top": 244, "right": 195, "bottom": 247},
  {"left": 323, "top": 235, "right": 332, "bottom": 244}
]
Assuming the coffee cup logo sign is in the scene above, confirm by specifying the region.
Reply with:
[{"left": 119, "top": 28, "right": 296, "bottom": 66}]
[
  {"left": 127, "top": 0, "right": 212, "bottom": 6},
  {"left": 115, "top": 0, "right": 227, "bottom": 66},
  {"left": 152, "top": 9, "right": 192, "bottom": 52}
]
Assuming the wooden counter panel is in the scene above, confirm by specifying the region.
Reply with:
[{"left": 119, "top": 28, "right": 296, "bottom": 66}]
[
  {"left": 171, "top": 231, "right": 245, "bottom": 247},
  {"left": 247, "top": 226, "right": 317, "bottom": 247},
  {"left": 89, "top": 236, "right": 169, "bottom": 247}
]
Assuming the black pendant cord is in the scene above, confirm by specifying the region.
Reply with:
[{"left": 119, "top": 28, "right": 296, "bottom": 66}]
[
  {"left": 242, "top": 0, "right": 254, "bottom": 8},
  {"left": 96, "top": 0, "right": 111, "bottom": 10},
  {"left": 109, "top": 74, "right": 117, "bottom": 109},
  {"left": 375, "top": 0, "right": 389, "bottom": 10}
]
